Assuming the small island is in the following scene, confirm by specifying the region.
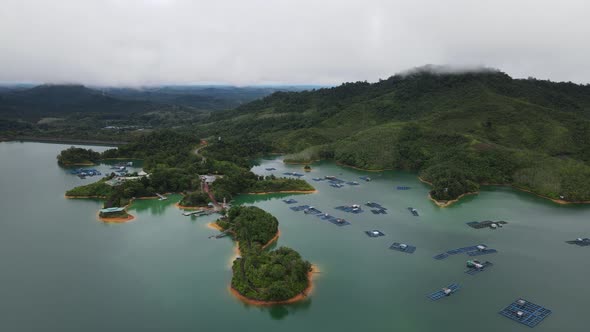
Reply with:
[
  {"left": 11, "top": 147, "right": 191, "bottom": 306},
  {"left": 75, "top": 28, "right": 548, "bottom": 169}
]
[
  {"left": 215, "top": 206, "right": 313, "bottom": 304},
  {"left": 57, "top": 146, "right": 101, "bottom": 166}
]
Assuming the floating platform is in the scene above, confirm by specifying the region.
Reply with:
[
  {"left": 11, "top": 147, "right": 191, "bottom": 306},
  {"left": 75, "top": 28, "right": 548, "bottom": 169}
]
[
  {"left": 447, "top": 245, "right": 484, "bottom": 255},
  {"left": 433, "top": 253, "right": 450, "bottom": 260},
  {"left": 397, "top": 186, "right": 411, "bottom": 190},
  {"left": 466, "top": 249, "right": 498, "bottom": 257},
  {"left": 282, "top": 198, "right": 298, "bottom": 204},
  {"left": 389, "top": 242, "right": 416, "bottom": 254},
  {"left": 365, "top": 202, "right": 386, "bottom": 209},
  {"left": 465, "top": 261, "right": 493, "bottom": 275},
  {"left": 466, "top": 220, "right": 508, "bottom": 229},
  {"left": 408, "top": 207, "right": 419, "bottom": 216},
  {"left": 499, "top": 298, "right": 552, "bottom": 328},
  {"left": 290, "top": 205, "right": 310, "bottom": 211},
  {"left": 427, "top": 283, "right": 460, "bottom": 301},
  {"left": 566, "top": 238, "right": 590, "bottom": 246},
  {"left": 365, "top": 230, "right": 385, "bottom": 237},
  {"left": 371, "top": 209, "right": 387, "bottom": 214},
  {"left": 304, "top": 207, "right": 322, "bottom": 215},
  {"left": 265, "top": 167, "right": 276, "bottom": 171},
  {"left": 346, "top": 181, "right": 360, "bottom": 186},
  {"left": 335, "top": 205, "right": 364, "bottom": 214},
  {"left": 325, "top": 217, "right": 350, "bottom": 226},
  {"left": 330, "top": 183, "right": 344, "bottom": 188},
  {"left": 317, "top": 213, "right": 334, "bottom": 220},
  {"left": 312, "top": 177, "right": 324, "bottom": 181}
]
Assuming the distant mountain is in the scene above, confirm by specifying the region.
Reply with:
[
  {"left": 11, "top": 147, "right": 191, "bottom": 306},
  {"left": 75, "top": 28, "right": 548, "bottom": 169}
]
[
  {"left": 201, "top": 67, "right": 590, "bottom": 202},
  {"left": 0, "top": 84, "right": 160, "bottom": 119}
]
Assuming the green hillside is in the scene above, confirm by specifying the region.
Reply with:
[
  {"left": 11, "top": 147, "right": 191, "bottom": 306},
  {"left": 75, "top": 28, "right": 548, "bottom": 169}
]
[{"left": 200, "top": 68, "right": 590, "bottom": 203}]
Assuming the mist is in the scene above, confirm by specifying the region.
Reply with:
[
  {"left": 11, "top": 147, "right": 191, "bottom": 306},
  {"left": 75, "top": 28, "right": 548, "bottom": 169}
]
[{"left": 1, "top": 0, "right": 588, "bottom": 86}]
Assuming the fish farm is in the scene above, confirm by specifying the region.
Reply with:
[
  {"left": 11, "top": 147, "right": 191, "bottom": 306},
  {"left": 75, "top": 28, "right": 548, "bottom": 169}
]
[
  {"left": 465, "top": 260, "right": 493, "bottom": 275},
  {"left": 427, "top": 283, "right": 460, "bottom": 301},
  {"left": 365, "top": 230, "right": 385, "bottom": 237},
  {"left": 499, "top": 298, "right": 552, "bottom": 328},
  {"left": 434, "top": 244, "right": 496, "bottom": 259},
  {"left": 466, "top": 220, "right": 508, "bottom": 229},
  {"left": 408, "top": 207, "right": 419, "bottom": 216},
  {"left": 389, "top": 242, "right": 416, "bottom": 254},
  {"left": 70, "top": 168, "right": 102, "bottom": 178},
  {"left": 335, "top": 205, "right": 364, "bottom": 213},
  {"left": 566, "top": 237, "right": 590, "bottom": 246}
]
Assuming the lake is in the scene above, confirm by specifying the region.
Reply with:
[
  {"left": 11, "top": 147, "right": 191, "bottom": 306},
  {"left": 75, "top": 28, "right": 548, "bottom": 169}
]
[{"left": 1, "top": 141, "right": 589, "bottom": 331}]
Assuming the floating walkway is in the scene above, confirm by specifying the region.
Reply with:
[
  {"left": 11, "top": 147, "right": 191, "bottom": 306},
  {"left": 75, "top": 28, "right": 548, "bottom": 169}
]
[
  {"left": 466, "top": 220, "right": 508, "bottom": 229},
  {"left": 156, "top": 193, "right": 168, "bottom": 201},
  {"left": 408, "top": 207, "right": 419, "bottom": 216},
  {"left": 365, "top": 230, "right": 385, "bottom": 237},
  {"left": 499, "top": 298, "right": 552, "bottom": 328},
  {"left": 427, "top": 283, "right": 460, "bottom": 301},
  {"left": 335, "top": 205, "right": 364, "bottom": 214},
  {"left": 282, "top": 198, "right": 298, "bottom": 204},
  {"left": 397, "top": 186, "right": 411, "bottom": 190},
  {"left": 465, "top": 260, "right": 493, "bottom": 275},
  {"left": 389, "top": 242, "right": 416, "bottom": 254},
  {"left": 566, "top": 237, "right": 590, "bottom": 246}
]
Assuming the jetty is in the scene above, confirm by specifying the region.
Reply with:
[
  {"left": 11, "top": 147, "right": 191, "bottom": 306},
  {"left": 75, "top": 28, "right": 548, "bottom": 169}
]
[
  {"left": 427, "top": 283, "right": 460, "bottom": 301},
  {"left": 499, "top": 298, "right": 552, "bottom": 328},
  {"left": 156, "top": 193, "right": 168, "bottom": 201},
  {"left": 389, "top": 242, "right": 416, "bottom": 254}
]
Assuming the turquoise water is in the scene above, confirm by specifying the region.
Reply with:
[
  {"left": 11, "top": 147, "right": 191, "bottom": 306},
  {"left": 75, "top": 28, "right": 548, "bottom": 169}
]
[{"left": 1, "top": 142, "right": 589, "bottom": 331}]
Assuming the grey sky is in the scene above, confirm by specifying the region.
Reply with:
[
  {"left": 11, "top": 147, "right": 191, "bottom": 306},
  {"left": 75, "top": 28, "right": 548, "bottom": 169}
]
[{"left": 1, "top": 0, "right": 588, "bottom": 86}]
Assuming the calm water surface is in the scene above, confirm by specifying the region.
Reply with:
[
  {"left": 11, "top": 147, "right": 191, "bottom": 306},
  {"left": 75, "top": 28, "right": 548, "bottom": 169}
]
[{"left": 1, "top": 142, "right": 589, "bottom": 331}]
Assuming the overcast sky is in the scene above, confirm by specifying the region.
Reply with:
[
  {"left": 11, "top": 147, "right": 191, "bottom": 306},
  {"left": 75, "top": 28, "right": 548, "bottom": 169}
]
[{"left": 1, "top": 0, "right": 588, "bottom": 86}]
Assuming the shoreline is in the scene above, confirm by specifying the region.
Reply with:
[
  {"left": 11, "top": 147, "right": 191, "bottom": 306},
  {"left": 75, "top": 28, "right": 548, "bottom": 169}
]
[
  {"left": 245, "top": 189, "right": 317, "bottom": 195},
  {"left": 9, "top": 136, "right": 128, "bottom": 146},
  {"left": 335, "top": 161, "right": 391, "bottom": 172},
  {"left": 228, "top": 266, "right": 316, "bottom": 306},
  {"left": 96, "top": 210, "right": 136, "bottom": 223},
  {"left": 483, "top": 183, "right": 590, "bottom": 205},
  {"left": 60, "top": 162, "right": 97, "bottom": 166},
  {"left": 65, "top": 195, "right": 107, "bottom": 199},
  {"left": 174, "top": 202, "right": 211, "bottom": 210}
]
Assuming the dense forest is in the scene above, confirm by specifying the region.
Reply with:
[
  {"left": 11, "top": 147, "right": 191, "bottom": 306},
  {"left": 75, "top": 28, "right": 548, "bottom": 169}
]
[
  {"left": 198, "top": 67, "right": 590, "bottom": 202},
  {"left": 57, "top": 146, "right": 101, "bottom": 165},
  {"left": 217, "top": 206, "right": 312, "bottom": 302}
]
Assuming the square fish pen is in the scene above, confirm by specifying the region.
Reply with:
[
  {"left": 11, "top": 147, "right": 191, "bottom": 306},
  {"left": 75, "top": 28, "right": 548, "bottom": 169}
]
[
  {"left": 389, "top": 242, "right": 416, "bottom": 254},
  {"left": 499, "top": 298, "right": 552, "bottom": 328},
  {"left": 290, "top": 205, "right": 310, "bottom": 211},
  {"left": 427, "top": 283, "right": 460, "bottom": 301},
  {"left": 282, "top": 198, "right": 298, "bottom": 204},
  {"left": 365, "top": 230, "right": 385, "bottom": 237},
  {"left": 465, "top": 261, "right": 493, "bottom": 275}
]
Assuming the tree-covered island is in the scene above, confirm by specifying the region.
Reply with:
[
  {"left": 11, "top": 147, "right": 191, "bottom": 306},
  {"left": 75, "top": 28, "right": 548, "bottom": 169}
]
[
  {"left": 216, "top": 206, "right": 312, "bottom": 303},
  {"left": 57, "top": 146, "right": 101, "bottom": 165}
]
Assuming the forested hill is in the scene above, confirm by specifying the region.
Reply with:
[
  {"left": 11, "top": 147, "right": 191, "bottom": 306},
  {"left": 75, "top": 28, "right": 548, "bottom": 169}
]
[
  {"left": 0, "top": 84, "right": 161, "bottom": 119},
  {"left": 200, "top": 68, "right": 590, "bottom": 203}
]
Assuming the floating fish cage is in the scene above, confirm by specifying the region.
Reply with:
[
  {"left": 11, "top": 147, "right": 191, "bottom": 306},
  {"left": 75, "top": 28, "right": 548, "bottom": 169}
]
[
  {"left": 465, "top": 261, "right": 493, "bottom": 275},
  {"left": 499, "top": 298, "right": 552, "bottom": 328},
  {"left": 330, "top": 183, "right": 344, "bottom": 188},
  {"left": 466, "top": 220, "right": 508, "bottom": 229},
  {"left": 265, "top": 167, "right": 276, "bottom": 171},
  {"left": 326, "top": 217, "right": 350, "bottom": 226},
  {"left": 466, "top": 249, "right": 498, "bottom": 257},
  {"left": 365, "top": 230, "right": 385, "bottom": 237},
  {"left": 407, "top": 207, "right": 419, "bottom": 216},
  {"left": 365, "top": 202, "right": 386, "bottom": 209},
  {"left": 304, "top": 207, "right": 322, "bottom": 215},
  {"left": 566, "top": 238, "right": 590, "bottom": 246},
  {"left": 346, "top": 181, "right": 360, "bottom": 186},
  {"left": 397, "top": 186, "right": 411, "bottom": 190},
  {"left": 282, "top": 199, "right": 298, "bottom": 204},
  {"left": 359, "top": 176, "right": 371, "bottom": 182},
  {"left": 335, "top": 206, "right": 364, "bottom": 214},
  {"left": 371, "top": 209, "right": 387, "bottom": 214},
  {"left": 389, "top": 242, "right": 416, "bottom": 254},
  {"left": 290, "top": 205, "right": 310, "bottom": 211},
  {"left": 427, "top": 283, "right": 460, "bottom": 301},
  {"left": 312, "top": 177, "right": 324, "bottom": 181},
  {"left": 433, "top": 253, "right": 450, "bottom": 260}
]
